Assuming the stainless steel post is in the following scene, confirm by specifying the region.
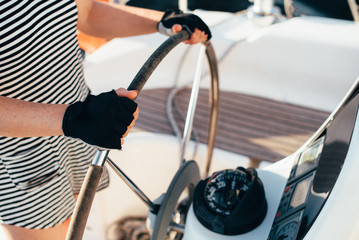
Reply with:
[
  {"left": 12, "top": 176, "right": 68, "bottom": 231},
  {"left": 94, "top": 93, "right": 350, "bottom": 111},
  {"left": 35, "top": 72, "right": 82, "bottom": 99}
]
[{"left": 179, "top": 45, "right": 206, "bottom": 165}]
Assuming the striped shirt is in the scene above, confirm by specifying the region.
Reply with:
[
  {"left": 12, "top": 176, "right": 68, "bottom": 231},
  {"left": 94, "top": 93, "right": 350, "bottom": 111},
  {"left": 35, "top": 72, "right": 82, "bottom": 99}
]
[{"left": 0, "top": 0, "right": 108, "bottom": 229}]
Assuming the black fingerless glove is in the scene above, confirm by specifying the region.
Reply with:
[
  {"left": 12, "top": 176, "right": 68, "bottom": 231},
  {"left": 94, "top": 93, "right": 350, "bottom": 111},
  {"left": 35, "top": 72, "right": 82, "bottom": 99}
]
[
  {"left": 157, "top": 9, "right": 212, "bottom": 40},
  {"left": 62, "top": 90, "right": 137, "bottom": 149}
]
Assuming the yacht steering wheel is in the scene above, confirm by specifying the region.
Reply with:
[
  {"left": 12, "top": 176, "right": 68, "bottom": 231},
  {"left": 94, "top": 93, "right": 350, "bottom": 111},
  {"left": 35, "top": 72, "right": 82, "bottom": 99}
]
[
  {"left": 151, "top": 160, "right": 200, "bottom": 239},
  {"left": 66, "top": 30, "right": 219, "bottom": 240}
]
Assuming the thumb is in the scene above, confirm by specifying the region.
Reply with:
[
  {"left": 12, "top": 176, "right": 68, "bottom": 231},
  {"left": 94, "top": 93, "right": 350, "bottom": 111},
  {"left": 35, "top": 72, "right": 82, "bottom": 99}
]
[
  {"left": 115, "top": 88, "right": 138, "bottom": 100},
  {"left": 172, "top": 24, "right": 182, "bottom": 33}
]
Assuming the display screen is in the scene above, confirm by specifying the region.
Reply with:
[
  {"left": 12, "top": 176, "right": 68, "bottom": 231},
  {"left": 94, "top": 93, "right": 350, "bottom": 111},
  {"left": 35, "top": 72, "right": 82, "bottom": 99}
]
[
  {"left": 295, "top": 137, "right": 325, "bottom": 177},
  {"left": 290, "top": 176, "right": 312, "bottom": 208},
  {"left": 273, "top": 210, "right": 304, "bottom": 240}
]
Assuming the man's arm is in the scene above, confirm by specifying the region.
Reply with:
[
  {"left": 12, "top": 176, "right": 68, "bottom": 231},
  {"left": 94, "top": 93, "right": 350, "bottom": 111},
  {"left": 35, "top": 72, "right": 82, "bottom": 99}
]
[
  {"left": 75, "top": 0, "right": 209, "bottom": 44},
  {"left": 0, "top": 88, "right": 138, "bottom": 148},
  {"left": 0, "top": 96, "right": 67, "bottom": 137},
  {"left": 75, "top": 0, "right": 163, "bottom": 39}
]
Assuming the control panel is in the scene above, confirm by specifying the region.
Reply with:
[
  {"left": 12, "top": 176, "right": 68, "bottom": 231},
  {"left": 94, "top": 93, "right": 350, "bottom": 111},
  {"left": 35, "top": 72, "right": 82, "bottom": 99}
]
[
  {"left": 268, "top": 88, "right": 359, "bottom": 239},
  {"left": 268, "top": 137, "right": 325, "bottom": 240}
]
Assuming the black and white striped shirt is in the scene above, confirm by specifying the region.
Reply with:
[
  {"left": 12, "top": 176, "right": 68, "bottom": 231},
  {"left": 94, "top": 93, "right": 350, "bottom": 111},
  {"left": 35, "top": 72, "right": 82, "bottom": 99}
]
[{"left": 0, "top": 0, "right": 108, "bottom": 229}]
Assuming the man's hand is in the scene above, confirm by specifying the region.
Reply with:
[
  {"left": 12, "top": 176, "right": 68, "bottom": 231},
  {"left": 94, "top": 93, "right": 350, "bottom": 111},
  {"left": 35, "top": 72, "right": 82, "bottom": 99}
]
[
  {"left": 62, "top": 88, "right": 138, "bottom": 150},
  {"left": 158, "top": 9, "right": 211, "bottom": 44},
  {"left": 172, "top": 24, "right": 209, "bottom": 45}
]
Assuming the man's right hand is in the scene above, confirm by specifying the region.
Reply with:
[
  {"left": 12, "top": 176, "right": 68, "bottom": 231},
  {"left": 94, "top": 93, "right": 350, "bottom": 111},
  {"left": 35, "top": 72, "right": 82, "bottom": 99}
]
[{"left": 62, "top": 88, "right": 138, "bottom": 150}]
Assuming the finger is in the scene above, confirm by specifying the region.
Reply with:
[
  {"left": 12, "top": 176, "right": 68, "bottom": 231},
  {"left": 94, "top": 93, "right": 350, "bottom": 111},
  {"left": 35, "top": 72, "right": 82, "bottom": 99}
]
[
  {"left": 187, "top": 29, "right": 209, "bottom": 44},
  {"left": 199, "top": 31, "right": 207, "bottom": 42},
  {"left": 123, "top": 123, "right": 133, "bottom": 138},
  {"left": 186, "top": 29, "right": 204, "bottom": 44},
  {"left": 186, "top": 29, "right": 201, "bottom": 45},
  {"left": 191, "top": 30, "right": 201, "bottom": 43},
  {"left": 123, "top": 115, "right": 136, "bottom": 137},
  {"left": 194, "top": 29, "right": 208, "bottom": 43},
  {"left": 133, "top": 106, "right": 139, "bottom": 121},
  {"left": 172, "top": 24, "right": 182, "bottom": 33},
  {"left": 123, "top": 116, "right": 136, "bottom": 136},
  {"left": 123, "top": 107, "right": 138, "bottom": 137},
  {"left": 115, "top": 88, "right": 138, "bottom": 99},
  {"left": 122, "top": 106, "right": 139, "bottom": 138},
  {"left": 128, "top": 114, "right": 137, "bottom": 129},
  {"left": 123, "top": 128, "right": 129, "bottom": 138},
  {"left": 121, "top": 138, "right": 124, "bottom": 146}
]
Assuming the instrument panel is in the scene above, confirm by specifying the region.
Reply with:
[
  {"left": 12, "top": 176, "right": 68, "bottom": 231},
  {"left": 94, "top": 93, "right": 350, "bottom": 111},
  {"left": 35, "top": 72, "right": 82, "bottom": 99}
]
[
  {"left": 268, "top": 137, "right": 324, "bottom": 240},
  {"left": 268, "top": 88, "right": 359, "bottom": 239}
]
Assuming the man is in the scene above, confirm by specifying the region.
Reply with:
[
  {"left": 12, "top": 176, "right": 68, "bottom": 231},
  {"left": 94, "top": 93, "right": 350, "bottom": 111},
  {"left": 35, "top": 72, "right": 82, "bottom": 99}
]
[{"left": 0, "top": 0, "right": 211, "bottom": 239}]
